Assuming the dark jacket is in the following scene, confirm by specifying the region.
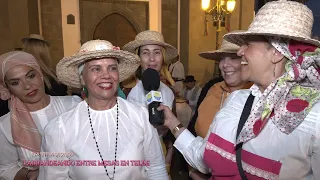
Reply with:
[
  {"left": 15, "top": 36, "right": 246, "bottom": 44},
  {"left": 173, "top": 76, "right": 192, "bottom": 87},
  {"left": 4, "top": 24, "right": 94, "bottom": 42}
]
[{"left": 187, "top": 76, "right": 224, "bottom": 136}]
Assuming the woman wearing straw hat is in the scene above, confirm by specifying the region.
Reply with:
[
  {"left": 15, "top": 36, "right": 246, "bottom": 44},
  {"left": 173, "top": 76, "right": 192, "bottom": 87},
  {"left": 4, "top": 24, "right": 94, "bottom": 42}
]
[
  {"left": 39, "top": 40, "right": 168, "bottom": 180},
  {"left": 0, "top": 51, "right": 81, "bottom": 180},
  {"left": 122, "top": 30, "right": 179, "bottom": 175},
  {"left": 122, "top": 30, "right": 178, "bottom": 109},
  {"left": 22, "top": 34, "right": 69, "bottom": 96},
  {"left": 187, "top": 39, "right": 252, "bottom": 179},
  {"left": 158, "top": 1, "right": 320, "bottom": 179},
  {"left": 194, "top": 39, "right": 252, "bottom": 138}
]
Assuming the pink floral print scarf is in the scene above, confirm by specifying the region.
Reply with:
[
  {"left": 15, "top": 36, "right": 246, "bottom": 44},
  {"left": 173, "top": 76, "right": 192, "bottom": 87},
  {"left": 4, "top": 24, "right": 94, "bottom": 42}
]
[{"left": 237, "top": 37, "right": 320, "bottom": 144}]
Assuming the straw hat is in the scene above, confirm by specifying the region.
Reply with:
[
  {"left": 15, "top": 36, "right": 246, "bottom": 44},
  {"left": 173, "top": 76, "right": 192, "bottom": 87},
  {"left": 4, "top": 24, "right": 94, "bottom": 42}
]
[
  {"left": 224, "top": 0, "right": 320, "bottom": 47},
  {"left": 56, "top": 40, "right": 140, "bottom": 88},
  {"left": 198, "top": 39, "right": 240, "bottom": 60},
  {"left": 21, "top": 34, "right": 50, "bottom": 46},
  {"left": 122, "top": 30, "right": 178, "bottom": 63}
]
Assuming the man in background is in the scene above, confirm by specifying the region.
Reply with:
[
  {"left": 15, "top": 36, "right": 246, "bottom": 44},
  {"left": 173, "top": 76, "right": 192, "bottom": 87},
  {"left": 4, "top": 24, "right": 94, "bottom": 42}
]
[
  {"left": 169, "top": 55, "right": 185, "bottom": 95},
  {"left": 183, "top": 75, "right": 202, "bottom": 116}
]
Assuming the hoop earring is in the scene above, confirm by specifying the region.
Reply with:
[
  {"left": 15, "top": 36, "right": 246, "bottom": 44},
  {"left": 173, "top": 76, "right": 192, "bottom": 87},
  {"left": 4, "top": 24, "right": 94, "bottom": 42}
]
[{"left": 273, "top": 64, "right": 276, "bottom": 77}]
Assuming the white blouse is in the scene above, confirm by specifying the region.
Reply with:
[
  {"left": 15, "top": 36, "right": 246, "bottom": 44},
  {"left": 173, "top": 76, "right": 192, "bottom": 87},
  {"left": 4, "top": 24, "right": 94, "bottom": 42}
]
[
  {"left": 39, "top": 97, "right": 168, "bottom": 180},
  {"left": 127, "top": 80, "right": 175, "bottom": 109},
  {"left": 0, "top": 95, "right": 81, "bottom": 180},
  {"left": 174, "top": 85, "right": 320, "bottom": 179}
]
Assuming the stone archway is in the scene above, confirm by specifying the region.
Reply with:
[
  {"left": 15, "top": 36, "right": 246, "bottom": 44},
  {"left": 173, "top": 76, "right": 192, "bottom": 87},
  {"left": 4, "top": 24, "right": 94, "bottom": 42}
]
[{"left": 93, "top": 13, "right": 138, "bottom": 48}]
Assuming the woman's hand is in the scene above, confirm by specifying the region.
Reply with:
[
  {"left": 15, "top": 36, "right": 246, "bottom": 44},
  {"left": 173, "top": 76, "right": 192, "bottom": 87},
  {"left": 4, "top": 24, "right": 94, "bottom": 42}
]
[
  {"left": 27, "top": 169, "right": 39, "bottom": 180},
  {"left": 14, "top": 168, "right": 39, "bottom": 180},
  {"left": 158, "top": 104, "right": 180, "bottom": 131},
  {"left": 158, "top": 104, "right": 186, "bottom": 139}
]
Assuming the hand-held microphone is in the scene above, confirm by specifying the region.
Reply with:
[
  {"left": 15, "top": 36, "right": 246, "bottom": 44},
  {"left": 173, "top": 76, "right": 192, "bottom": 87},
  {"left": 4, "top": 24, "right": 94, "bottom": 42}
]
[{"left": 142, "top": 68, "right": 164, "bottom": 125}]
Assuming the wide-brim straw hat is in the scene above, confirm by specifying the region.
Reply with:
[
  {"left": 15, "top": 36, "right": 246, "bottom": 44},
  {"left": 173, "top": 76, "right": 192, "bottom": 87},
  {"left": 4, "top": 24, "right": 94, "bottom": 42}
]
[
  {"left": 21, "top": 34, "right": 50, "bottom": 46},
  {"left": 198, "top": 39, "right": 240, "bottom": 60},
  {"left": 122, "top": 30, "right": 178, "bottom": 64},
  {"left": 56, "top": 40, "right": 140, "bottom": 88},
  {"left": 224, "top": 0, "right": 320, "bottom": 47}
]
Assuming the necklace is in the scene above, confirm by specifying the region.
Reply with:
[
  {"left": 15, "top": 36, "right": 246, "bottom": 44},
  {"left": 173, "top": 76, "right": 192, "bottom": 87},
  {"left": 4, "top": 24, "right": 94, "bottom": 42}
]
[{"left": 87, "top": 100, "right": 119, "bottom": 180}]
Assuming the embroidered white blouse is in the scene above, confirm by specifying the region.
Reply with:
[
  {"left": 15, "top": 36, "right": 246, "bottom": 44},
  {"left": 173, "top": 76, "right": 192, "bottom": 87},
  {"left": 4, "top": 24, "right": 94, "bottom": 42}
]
[
  {"left": 39, "top": 97, "right": 168, "bottom": 180},
  {"left": 127, "top": 80, "right": 175, "bottom": 110},
  {"left": 174, "top": 85, "right": 320, "bottom": 179},
  {"left": 0, "top": 95, "right": 82, "bottom": 180}
]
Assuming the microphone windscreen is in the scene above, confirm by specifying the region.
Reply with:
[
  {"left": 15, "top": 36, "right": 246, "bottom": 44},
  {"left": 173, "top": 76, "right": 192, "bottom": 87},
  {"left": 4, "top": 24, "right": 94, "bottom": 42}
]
[{"left": 142, "top": 68, "right": 160, "bottom": 91}]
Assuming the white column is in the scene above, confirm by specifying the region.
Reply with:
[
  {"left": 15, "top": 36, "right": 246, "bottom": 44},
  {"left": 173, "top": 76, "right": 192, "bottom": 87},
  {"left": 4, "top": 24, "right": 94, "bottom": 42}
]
[
  {"left": 60, "top": 0, "right": 81, "bottom": 56},
  {"left": 149, "top": 0, "right": 162, "bottom": 32}
]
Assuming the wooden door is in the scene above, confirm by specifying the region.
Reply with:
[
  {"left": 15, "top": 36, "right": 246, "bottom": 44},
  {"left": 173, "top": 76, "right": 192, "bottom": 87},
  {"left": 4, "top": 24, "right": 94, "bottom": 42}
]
[{"left": 93, "top": 13, "right": 137, "bottom": 48}]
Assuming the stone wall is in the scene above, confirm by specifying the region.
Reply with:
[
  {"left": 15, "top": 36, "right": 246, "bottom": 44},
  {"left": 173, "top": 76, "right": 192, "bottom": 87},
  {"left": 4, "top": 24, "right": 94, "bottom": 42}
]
[
  {"left": 0, "top": 0, "right": 11, "bottom": 54},
  {"left": 80, "top": 0, "right": 149, "bottom": 45},
  {"left": 0, "top": 0, "right": 256, "bottom": 77},
  {"left": 0, "top": 0, "right": 62, "bottom": 67},
  {"left": 40, "top": 0, "right": 64, "bottom": 66},
  {"left": 28, "top": 0, "right": 40, "bottom": 35},
  {"left": 0, "top": 0, "right": 39, "bottom": 54},
  {"left": 180, "top": 0, "right": 190, "bottom": 73},
  {"left": 162, "top": 0, "right": 178, "bottom": 49}
]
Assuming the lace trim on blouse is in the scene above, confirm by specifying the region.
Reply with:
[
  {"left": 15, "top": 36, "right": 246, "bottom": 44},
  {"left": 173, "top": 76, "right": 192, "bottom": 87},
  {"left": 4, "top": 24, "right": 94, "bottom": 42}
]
[{"left": 206, "top": 142, "right": 279, "bottom": 180}]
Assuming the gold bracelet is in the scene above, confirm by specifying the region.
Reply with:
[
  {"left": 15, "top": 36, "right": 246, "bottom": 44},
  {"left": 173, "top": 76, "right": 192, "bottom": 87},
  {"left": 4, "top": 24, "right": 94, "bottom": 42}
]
[{"left": 171, "top": 124, "right": 183, "bottom": 135}]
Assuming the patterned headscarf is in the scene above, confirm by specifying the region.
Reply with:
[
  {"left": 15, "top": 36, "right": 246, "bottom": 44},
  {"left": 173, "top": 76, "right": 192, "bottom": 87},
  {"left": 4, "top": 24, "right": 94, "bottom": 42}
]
[
  {"left": 237, "top": 37, "right": 320, "bottom": 144},
  {"left": 0, "top": 51, "right": 43, "bottom": 153}
]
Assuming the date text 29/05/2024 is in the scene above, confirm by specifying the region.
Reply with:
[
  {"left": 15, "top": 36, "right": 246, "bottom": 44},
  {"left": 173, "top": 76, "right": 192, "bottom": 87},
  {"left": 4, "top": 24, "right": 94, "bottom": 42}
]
[
  {"left": 31, "top": 152, "right": 74, "bottom": 158},
  {"left": 23, "top": 160, "right": 150, "bottom": 167}
]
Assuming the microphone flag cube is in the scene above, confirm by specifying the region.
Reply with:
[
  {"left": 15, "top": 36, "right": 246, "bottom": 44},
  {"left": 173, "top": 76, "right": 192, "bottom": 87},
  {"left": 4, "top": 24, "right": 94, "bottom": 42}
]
[{"left": 146, "top": 91, "right": 163, "bottom": 105}]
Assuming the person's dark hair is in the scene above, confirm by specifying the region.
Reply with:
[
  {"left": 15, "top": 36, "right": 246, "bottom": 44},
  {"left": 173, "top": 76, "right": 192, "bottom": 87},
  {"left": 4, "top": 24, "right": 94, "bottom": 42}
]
[
  {"left": 135, "top": 66, "right": 143, "bottom": 80},
  {"left": 137, "top": 47, "right": 141, "bottom": 56},
  {"left": 13, "top": 48, "right": 23, "bottom": 51},
  {"left": 264, "top": 36, "right": 274, "bottom": 50},
  {"left": 135, "top": 47, "right": 143, "bottom": 79}
]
